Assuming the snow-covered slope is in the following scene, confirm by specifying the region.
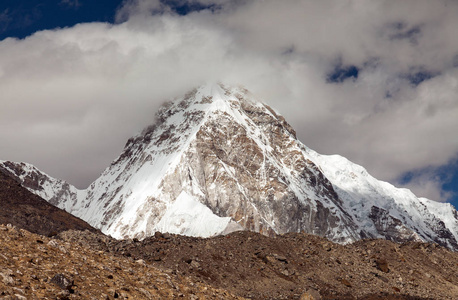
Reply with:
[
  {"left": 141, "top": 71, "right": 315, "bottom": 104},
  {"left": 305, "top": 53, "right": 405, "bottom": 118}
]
[
  {"left": 2, "top": 83, "right": 457, "bottom": 250},
  {"left": 306, "top": 151, "right": 458, "bottom": 249}
]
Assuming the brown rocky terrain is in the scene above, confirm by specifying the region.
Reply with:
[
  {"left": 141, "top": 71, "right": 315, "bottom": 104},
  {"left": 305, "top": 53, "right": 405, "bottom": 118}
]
[
  {"left": 0, "top": 171, "right": 99, "bottom": 237},
  {"left": 0, "top": 224, "right": 243, "bottom": 299},
  {"left": 54, "top": 229, "right": 458, "bottom": 299},
  {"left": 1, "top": 222, "right": 457, "bottom": 299}
]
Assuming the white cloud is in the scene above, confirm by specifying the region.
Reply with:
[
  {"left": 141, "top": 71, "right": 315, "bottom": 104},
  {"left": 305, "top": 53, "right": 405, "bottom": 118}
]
[
  {"left": 399, "top": 167, "right": 455, "bottom": 203},
  {"left": 0, "top": 0, "right": 457, "bottom": 203}
]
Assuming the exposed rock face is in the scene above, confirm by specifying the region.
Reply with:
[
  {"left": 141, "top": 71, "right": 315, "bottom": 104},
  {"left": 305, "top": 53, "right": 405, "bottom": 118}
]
[
  {"left": 1, "top": 83, "right": 458, "bottom": 251},
  {"left": 369, "top": 206, "right": 421, "bottom": 244},
  {"left": 142, "top": 86, "right": 359, "bottom": 243}
]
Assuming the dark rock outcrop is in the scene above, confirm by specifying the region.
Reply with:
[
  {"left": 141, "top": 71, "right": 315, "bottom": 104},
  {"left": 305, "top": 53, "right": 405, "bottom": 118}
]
[{"left": 0, "top": 170, "right": 98, "bottom": 236}]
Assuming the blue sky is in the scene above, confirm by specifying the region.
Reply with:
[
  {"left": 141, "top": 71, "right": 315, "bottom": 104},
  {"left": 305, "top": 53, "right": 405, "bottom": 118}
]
[
  {"left": 399, "top": 159, "right": 458, "bottom": 207},
  {"left": 0, "top": 0, "right": 457, "bottom": 209},
  {"left": 0, "top": 1, "right": 121, "bottom": 40},
  {"left": 0, "top": 0, "right": 215, "bottom": 40}
]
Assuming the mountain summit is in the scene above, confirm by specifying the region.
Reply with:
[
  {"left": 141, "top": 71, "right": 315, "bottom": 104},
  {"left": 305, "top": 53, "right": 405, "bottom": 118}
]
[{"left": 2, "top": 83, "right": 457, "bottom": 250}]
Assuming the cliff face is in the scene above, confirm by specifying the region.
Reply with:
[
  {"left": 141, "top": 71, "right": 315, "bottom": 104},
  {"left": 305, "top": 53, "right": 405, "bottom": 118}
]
[{"left": 2, "top": 83, "right": 457, "bottom": 250}]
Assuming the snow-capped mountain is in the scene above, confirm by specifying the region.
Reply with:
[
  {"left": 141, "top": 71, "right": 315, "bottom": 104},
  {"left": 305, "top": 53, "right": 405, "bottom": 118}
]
[{"left": 2, "top": 83, "right": 457, "bottom": 250}]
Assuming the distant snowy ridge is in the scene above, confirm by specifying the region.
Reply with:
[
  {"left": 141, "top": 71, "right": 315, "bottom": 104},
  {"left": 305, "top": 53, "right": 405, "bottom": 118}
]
[
  {"left": 307, "top": 151, "right": 458, "bottom": 250},
  {"left": 1, "top": 83, "right": 457, "bottom": 250},
  {"left": 0, "top": 160, "right": 85, "bottom": 213}
]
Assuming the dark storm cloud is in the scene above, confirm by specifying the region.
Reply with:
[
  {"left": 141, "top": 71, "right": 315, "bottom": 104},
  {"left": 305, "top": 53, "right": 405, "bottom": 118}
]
[{"left": 1, "top": 0, "right": 457, "bottom": 203}]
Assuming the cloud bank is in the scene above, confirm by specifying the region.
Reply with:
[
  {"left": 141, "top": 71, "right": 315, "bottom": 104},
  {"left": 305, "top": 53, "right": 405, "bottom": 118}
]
[{"left": 1, "top": 0, "right": 457, "bottom": 202}]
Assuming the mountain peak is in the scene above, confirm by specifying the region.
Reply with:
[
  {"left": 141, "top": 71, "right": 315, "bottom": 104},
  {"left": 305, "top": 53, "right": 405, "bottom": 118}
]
[
  {"left": 67, "top": 83, "right": 346, "bottom": 239},
  {"left": 2, "top": 84, "right": 457, "bottom": 250}
]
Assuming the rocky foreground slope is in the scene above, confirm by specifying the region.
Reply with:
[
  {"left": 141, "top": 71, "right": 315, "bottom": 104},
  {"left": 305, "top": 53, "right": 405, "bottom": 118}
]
[
  {"left": 1, "top": 224, "right": 457, "bottom": 299},
  {"left": 0, "top": 170, "right": 98, "bottom": 237},
  {"left": 1, "top": 83, "right": 457, "bottom": 250},
  {"left": 0, "top": 224, "right": 242, "bottom": 300}
]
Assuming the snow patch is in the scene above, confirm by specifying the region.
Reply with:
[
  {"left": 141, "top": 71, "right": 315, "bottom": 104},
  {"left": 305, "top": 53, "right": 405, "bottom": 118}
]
[{"left": 155, "top": 191, "right": 231, "bottom": 237}]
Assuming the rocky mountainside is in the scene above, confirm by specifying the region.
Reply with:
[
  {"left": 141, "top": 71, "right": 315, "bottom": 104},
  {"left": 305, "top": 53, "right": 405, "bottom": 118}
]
[
  {"left": 1, "top": 83, "right": 457, "bottom": 250},
  {"left": 0, "top": 169, "right": 98, "bottom": 237}
]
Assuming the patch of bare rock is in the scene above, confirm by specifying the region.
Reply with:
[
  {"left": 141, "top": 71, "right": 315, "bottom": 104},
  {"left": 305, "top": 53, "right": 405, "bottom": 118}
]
[{"left": 0, "top": 224, "right": 244, "bottom": 299}]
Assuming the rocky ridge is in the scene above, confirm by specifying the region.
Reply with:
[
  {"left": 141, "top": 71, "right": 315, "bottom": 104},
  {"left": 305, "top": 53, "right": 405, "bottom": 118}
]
[{"left": 0, "top": 170, "right": 98, "bottom": 237}]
